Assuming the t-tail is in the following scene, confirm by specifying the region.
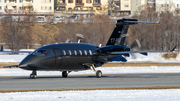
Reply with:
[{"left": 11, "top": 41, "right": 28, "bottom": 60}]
[{"left": 106, "top": 18, "right": 159, "bottom": 46}]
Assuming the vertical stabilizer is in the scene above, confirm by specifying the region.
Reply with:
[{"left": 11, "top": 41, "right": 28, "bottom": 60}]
[{"left": 106, "top": 18, "right": 138, "bottom": 46}]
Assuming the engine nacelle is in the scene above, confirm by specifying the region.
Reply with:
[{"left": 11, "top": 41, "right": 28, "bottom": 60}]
[{"left": 95, "top": 45, "right": 131, "bottom": 54}]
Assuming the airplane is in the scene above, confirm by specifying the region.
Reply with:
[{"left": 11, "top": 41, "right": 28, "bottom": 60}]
[{"left": 0, "top": 18, "right": 176, "bottom": 79}]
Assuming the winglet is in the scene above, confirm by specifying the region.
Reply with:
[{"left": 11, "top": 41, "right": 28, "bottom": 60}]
[
  {"left": 170, "top": 45, "right": 177, "bottom": 52},
  {"left": 0, "top": 46, "right": 3, "bottom": 51}
]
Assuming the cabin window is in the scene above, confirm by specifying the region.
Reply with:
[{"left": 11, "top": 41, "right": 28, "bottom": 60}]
[
  {"left": 89, "top": 50, "right": 92, "bottom": 55},
  {"left": 68, "top": 50, "right": 71, "bottom": 55},
  {"left": 32, "top": 50, "right": 51, "bottom": 56},
  {"left": 74, "top": 50, "right": 77, "bottom": 55},
  {"left": 84, "top": 50, "right": 87, "bottom": 55},
  {"left": 63, "top": 50, "right": 66, "bottom": 55},
  {"left": 79, "top": 50, "right": 82, "bottom": 55}
]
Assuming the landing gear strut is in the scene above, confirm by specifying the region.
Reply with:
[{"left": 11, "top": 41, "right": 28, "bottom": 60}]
[
  {"left": 30, "top": 70, "right": 37, "bottom": 79},
  {"left": 90, "top": 64, "right": 102, "bottom": 78}
]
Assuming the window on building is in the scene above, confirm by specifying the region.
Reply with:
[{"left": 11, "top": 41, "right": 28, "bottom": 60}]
[
  {"left": 86, "top": 0, "right": 91, "bottom": 3},
  {"left": 41, "top": 0, "right": 43, "bottom": 3},
  {"left": 177, "top": 4, "right": 180, "bottom": 8},
  {"left": 76, "top": 0, "right": 82, "bottom": 3},
  {"left": 59, "top": 0, "right": 65, "bottom": 3},
  {"left": 0, "top": 0, "right": 1, "bottom": 2},
  {"left": 94, "top": 0, "right": 100, "bottom": 3},
  {"left": 0, "top": 6, "right": 2, "bottom": 10},
  {"left": 45, "top": 6, "right": 47, "bottom": 10},
  {"left": 49, "top": 0, "right": 51, "bottom": 3},
  {"left": 41, "top": 6, "right": 43, "bottom": 10},
  {"left": 124, "top": 5, "right": 129, "bottom": 7},
  {"left": 59, "top": 7, "right": 65, "bottom": 10},
  {"left": 96, "top": 7, "right": 102, "bottom": 10},
  {"left": 19, "top": 0, "right": 23, "bottom": 3},
  {"left": 19, "top": 7, "right": 23, "bottom": 10},
  {"left": 68, "top": 0, "right": 73, "bottom": 3},
  {"left": 4, "top": 0, "right": 6, "bottom": 3},
  {"left": 68, "top": 8, "right": 72, "bottom": 10},
  {"left": 87, "top": 7, "right": 92, "bottom": 10},
  {"left": 49, "top": 6, "right": 52, "bottom": 10},
  {"left": 13, "top": 0, "right": 17, "bottom": 3}
]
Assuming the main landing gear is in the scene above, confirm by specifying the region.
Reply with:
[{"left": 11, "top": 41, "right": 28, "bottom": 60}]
[
  {"left": 30, "top": 70, "right": 37, "bottom": 79},
  {"left": 90, "top": 64, "right": 102, "bottom": 78}
]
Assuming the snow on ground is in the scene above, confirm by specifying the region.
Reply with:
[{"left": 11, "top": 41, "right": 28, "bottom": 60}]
[
  {"left": 0, "top": 66, "right": 180, "bottom": 76},
  {"left": 0, "top": 53, "right": 179, "bottom": 63},
  {"left": 126, "top": 53, "right": 180, "bottom": 63},
  {"left": 1, "top": 89, "right": 180, "bottom": 101}
]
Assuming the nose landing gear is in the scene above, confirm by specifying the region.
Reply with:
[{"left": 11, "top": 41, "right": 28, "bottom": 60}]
[
  {"left": 30, "top": 70, "right": 37, "bottom": 79},
  {"left": 62, "top": 71, "right": 71, "bottom": 78}
]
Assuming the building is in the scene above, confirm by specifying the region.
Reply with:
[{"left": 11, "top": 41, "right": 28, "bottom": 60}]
[
  {"left": 4, "top": 0, "right": 54, "bottom": 13},
  {"left": 120, "top": 0, "right": 131, "bottom": 15},
  {"left": 56, "top": 0, "right": 108, "bottom": 15},
  {"left": 0, "top": 0, "right": 5, "bottom": 13},
  {"left": 131, "top": 0, "right": 147, "bottom": 16},
  {"left": 156, "top": 0, "right": 180, "bottom": 12},
  {"left": 33, "top": 0, "right": 54, "bottom": 13}
]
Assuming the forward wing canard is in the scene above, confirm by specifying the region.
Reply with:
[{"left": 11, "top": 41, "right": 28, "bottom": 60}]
[{"left": 3, "top": 65, "right": 19, "bottom": 68}]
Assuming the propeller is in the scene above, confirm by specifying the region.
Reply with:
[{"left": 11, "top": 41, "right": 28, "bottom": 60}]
[{"left": 129, "top": 39, "right": 143, "bottom": 59}]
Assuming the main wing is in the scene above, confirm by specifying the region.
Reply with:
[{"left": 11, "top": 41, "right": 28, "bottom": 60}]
[
  {"left": 0, "top": 46, "right": 33, "bottom": 54},
  {"left": 111, "top": 45, "right": 176, "bottom": 55}
]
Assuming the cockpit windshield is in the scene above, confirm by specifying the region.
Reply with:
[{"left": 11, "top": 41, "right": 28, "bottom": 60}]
[{"left": 32, "top": 50, "right": 51, "bottom": 56}]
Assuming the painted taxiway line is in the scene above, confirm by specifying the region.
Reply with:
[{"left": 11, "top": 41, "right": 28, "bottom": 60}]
[{"left": 1, "top": 86, "right": 180, "bottom": 93}]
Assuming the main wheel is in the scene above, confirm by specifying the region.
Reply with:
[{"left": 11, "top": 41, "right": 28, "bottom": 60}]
[
  {"left": 30, "top": 74, "right": 37, "bottom": 79},
  {"left": 96, "top": 70, "right": 102, "bottom": 78},
  {"left": 62, "top": 71, "right": 68, "bottom": 78}
]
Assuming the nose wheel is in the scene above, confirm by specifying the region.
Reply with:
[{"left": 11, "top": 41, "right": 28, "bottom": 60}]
[
  {"left": 62, "top": 71, "right": 68, "bottom": 78},
  {"left": 30, "top": 70, "right": 37, "bottom": 79},
  {"left": 62, "top": 71, "right": 71, "bottom": 78}
]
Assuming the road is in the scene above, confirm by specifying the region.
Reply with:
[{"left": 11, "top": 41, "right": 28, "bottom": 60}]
[{"left": 0, "top": 73, "right": 180, "bottom": 91}]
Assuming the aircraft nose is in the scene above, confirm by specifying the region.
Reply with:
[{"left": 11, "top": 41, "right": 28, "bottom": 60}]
[
  {"left": 19, "top": 55, "right": 33, "bottom": 69},
  {"left": 19, "top": 60, "right": 28, "bottom": 69}
]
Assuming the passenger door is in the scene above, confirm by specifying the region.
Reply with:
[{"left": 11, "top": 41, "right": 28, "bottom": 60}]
[{"left": 53, "top": 48, "right": 62, "bottom": 69}]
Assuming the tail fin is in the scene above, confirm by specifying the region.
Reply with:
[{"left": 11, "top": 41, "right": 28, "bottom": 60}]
[
  {"left": 0, "top": 46, "right": 3, "bottom": 51},
  {"left": 106, "top": 18, "right": 158, "bottom": 46},
  {"left": 106, "top": 18, "right": 138, "bottom": 46}
]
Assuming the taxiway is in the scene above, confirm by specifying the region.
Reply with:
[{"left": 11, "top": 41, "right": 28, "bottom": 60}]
[{"left": 0, "top": 73, "right": 180, "bottom": 91}]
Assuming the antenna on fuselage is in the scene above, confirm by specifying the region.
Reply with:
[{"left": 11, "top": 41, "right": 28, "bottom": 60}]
[
  {"left": 65, "top": 39, "right": 71, "bottom": 43},
  {"left": 78, "top": 39, "right": 81, "bottom": 43}
]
